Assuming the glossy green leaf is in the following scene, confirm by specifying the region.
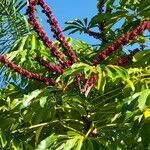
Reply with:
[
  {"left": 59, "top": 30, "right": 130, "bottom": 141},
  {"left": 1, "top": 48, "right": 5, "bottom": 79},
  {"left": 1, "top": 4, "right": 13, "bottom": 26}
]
[
  {"left": 0, "top": 132, "right": 7, "bottom": 148},
  {"left": 138, "top": 89, "right": 150, "bottom": 111},
  {"left": 36, "top": 133, "right": 57, "bottom": 150},
  {"left": 21, "top": 89, "right": 42, "bottom": 108}
]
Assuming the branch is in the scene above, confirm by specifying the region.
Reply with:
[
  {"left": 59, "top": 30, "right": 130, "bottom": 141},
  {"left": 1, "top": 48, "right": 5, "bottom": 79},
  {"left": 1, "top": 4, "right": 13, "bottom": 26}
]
[
  {"left": 59, "top": 121, "right": 83, "bottom": 135},
  {"left": 0, "top": 54, "right": 55, "bottom": 85},
  {"left": 97, "top": 0, "right": 106, "bottom": 13},
  {"left": 12, "top": 119, "right": 83, "bottom": 133},
  {"left": 85, "top": 123, "right": 94, "bottom": 138},
  {"left": 83, "top": 28, "right": 102, "bottom": 39},
  {"left": 98, "top": 21, "right": 108, "bottom": 43},
  {"left": 97, "top": 0, "right": 108, "bottom": 43}
]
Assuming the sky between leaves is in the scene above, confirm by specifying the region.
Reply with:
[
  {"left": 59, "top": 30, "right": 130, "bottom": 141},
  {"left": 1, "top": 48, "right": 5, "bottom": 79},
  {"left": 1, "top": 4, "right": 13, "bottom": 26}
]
[
  {"left": 44, "top": 0, "right": 99, "bottom": 45},
  {"left": 39, "top": 0, "right": 149, "bottom": 50}
]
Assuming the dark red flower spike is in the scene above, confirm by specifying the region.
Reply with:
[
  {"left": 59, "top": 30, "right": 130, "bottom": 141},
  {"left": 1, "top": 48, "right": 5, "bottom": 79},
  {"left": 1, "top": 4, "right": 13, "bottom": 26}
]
[
  {"left": 35, "top": 56, "right": 64, "bottom": 73},
  {"left": 84, "top": 21, "right": 150, "bottom": 96},
  {"left": 93, "top": 21, "right": 150, "bottom": 65},
  {"left": 38, "top": 0, "right": 77, "bottom": 64},
  {"left": 1, "top": 1, "right": 149, "bottom": 93},
  {"left": 27, "top": 0, "right": 70, "bottom": 68},
  {"left": 114, "top": 49, "right": 140, "bottom": 66},
  {"left": 0, "top": 55, "right": 55, "bottom": 85}
]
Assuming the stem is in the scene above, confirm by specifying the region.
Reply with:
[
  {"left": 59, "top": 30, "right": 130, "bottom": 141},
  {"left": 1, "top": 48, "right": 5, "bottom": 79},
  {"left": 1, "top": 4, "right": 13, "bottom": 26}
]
[
  {"left": 85, "top": 123, "right": 94, "bottom": 138},
  {"left": 94, "top": 92, "right": 122, "bottom": 109},
  {"left": 97, "top": 123, "right": 130, "bottom": 130},
  {"left": 97, "top": 0, "right": 106, "bottom": 13},
  {"left": 60, "top": 121, "right": 83, "bottom": 135},
  {"left": 83, "top": 28, "right": 102, "bottom": 39},
  {"left": 12, "top": 120, "right": 59, "bottom": 133},
  {"left": 12, "top": 119, "right": 83, "bottom": 133},
  {"left": 97, "top": 0, "right": 108, "bottom": 43}
]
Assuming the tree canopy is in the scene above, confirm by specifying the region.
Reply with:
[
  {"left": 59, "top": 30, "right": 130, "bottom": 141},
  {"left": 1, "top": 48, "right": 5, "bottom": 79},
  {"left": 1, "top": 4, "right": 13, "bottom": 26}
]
[{"left": 0, "top": 0, "right": 150, "bottom": 149}]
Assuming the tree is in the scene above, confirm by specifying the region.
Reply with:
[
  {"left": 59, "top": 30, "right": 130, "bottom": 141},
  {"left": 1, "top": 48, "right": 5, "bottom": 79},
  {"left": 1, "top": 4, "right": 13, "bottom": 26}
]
[{"left": 0, "top": 0, "right": 150, "bottom": 149}]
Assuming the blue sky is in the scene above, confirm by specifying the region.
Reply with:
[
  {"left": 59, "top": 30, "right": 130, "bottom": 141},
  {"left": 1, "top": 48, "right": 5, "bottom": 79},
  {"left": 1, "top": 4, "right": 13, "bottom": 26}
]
[
  {"left": 32, "top": 0, "right": 150, "bottom": 50},
  {"left": 44, "top": 0, "right": 99, "bottom": 45}
]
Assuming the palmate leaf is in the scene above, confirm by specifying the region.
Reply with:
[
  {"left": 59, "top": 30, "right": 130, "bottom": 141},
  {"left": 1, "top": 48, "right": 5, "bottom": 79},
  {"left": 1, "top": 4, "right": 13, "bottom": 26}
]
[
  {"left": 64, "top": 18, "right": 97, "bottom": 35},
  {"left": 69, "top": 38, "right": 96, "bottom": 63},
  {"left": 0, "top": 34, "right": 57, "bottom": 88},
  {"left": 91, "top": 10, "right": 127, "bottom": 26},
  {"left": 36, "top": 133, "right": 58, "bottom": 150},
  {"left": 37, "top": 132, "right": 84, "bottom": 150},
  {"left": 6, "top": 34, "right": 54, "bottom": 63},
  {"left": 21, "top": 89, "right": 43, "bottom": 108},
  {"left": 0, "top": 0, "right": 30, "bottom": 54},
  {"left": 0, "top": 68, "right": 149, "bottom": 149},
  {"left": 138, "top": 89, "right": 150, "bottom": 111},
  {"left": 132, "top": 50, "right": 150, "bottom": 67},
  {"left": 120, "top": 0, "right": 150, "bottom": 13}
]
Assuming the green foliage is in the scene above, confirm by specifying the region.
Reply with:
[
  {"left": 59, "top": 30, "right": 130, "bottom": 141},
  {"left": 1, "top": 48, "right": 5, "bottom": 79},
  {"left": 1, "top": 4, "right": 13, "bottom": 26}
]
[
  {"left": 0, "top": 64, "right": 149, "bottom": 149},
  {"left": 64, "top": 18, "right": 97, "bottom": 35},
  {"left": 0, "top": 0, "right": 30, "bottom": 54},
  {"left": 0, "top": 0, "right": 150, "bottom": 149},
  {"left": 0, "top": 0, "right": 31, "bottom": 88}
]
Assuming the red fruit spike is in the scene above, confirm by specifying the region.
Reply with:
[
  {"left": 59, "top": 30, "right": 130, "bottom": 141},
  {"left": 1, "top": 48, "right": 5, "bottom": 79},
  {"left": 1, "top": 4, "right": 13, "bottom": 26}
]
[
  {"left": 0, "top": 54, "right": 56, "bottom": 85},
  {"left": 93, "top": 21, "right": 150, "bottom": 65}
]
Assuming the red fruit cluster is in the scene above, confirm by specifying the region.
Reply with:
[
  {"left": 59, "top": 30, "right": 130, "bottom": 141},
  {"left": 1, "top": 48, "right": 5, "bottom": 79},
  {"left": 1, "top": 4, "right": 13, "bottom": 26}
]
[
  {"left": 84, "top": 75, "right": 97, "bottom": 90},
  {"left": 43, "top": 9, "right": 77, "bottom": 63},
  {"left": 0, "top": 55, "right": 55, "bottom": 85},
  {"left": 27, "top": 0, "right": 77, "bottom": 66},
  {"left": 93, "top": 21, "right": 150, "bottom": 65},
  {"left": 114, "top": 49, "right": 139, "bottom": 66},
  {"left": 35, "top": 56, "right": 64, "bottom": 73},
  {"left": 40, "top": 0, "right": 77, "bottom": 64},
  {"left": 76, "top": 74, "right": 97, "bottom": 95},
  {"left": 26, "top": 0, "right": 68, "bottom": 67}
]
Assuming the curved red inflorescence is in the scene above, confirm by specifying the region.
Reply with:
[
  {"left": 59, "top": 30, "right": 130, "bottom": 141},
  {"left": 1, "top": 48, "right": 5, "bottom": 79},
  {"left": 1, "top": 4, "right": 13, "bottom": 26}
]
[
  {"left": 35, "top": 56, "right": 64, "bottom": 73},
  {"left": 114, "top": 49, "right": 140, "bottom": 66},
  {"left": 0, "top": 55, "right": 55, "bottom": 85},
  {"left": 27, "top": 0, "right": 69, "bottom": 67},
  {"left": 93, "top": 21, "right": 150, "bottom": 65},
  {"left": 40, "top": 1, "right": 77, "bottom": 64},
  {"left": 27, "top": 0, "right": 77, "bottom": 67}
]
